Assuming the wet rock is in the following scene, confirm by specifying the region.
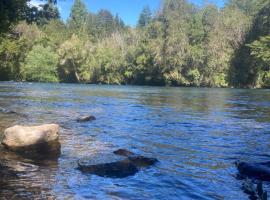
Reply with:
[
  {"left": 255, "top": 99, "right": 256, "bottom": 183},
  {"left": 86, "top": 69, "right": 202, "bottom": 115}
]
[
  {"left": 77, "top": 115, "right": 96, "bottom": 123},
  {"left": 128, "top": 156, "right": 158, "bottom": 168},
  {"left": 236, "top": 161, "right": 270, "bottom": 181},
  {"left": 113, "top": 149, "right": 135, "bottom": 157},
  {"left": 78, "top": 154, "right": 138, "bottom": 178},
  {"left": 0, "top": 106, "right": 17, "bottom": 114},
  {"left": 0, "top": 106, "right": 27, "bottom": 118},
  {"left": 1, "top": 124, "right": 61, "bottom": 158},
  {"left": 113, "top": 149, "right": 159, "bottom": 168},
  {"left": 78, "top": 150, "right": 158, "bottom": 178},
  {"left": 242, "top": 180, "right": 268, "bottom": 200}
]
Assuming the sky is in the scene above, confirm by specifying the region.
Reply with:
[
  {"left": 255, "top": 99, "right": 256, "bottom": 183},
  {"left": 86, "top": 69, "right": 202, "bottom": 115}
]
[{"left": 30, "top": 0, "right": 225, "bottom": 27}]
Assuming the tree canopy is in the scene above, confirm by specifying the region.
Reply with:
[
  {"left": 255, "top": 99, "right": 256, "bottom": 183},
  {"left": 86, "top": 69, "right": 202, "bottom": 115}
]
[{"left": 0, "top": 0, "right": 269, "bottom": 88}]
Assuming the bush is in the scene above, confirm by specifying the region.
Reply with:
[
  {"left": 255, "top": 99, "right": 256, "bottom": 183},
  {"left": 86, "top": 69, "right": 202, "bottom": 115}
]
[{"left": 23, "top": 45, "right": 59, "bottom": 82}]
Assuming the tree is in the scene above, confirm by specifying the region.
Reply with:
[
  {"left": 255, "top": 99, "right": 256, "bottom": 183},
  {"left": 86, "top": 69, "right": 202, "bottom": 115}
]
[
  {"left": 247, "top": 36, "right": 270, "bottom": 87},
  {"left": 226, "top": 0, "right": 262, "bottom": 15},
  {"left": 68, "top": 0, "right": 88, "bottom": 33},
  {"left": 58, "top": 34, "right": 92, "bottom": 83},
  {"left": 0, "top": 0, "right": 58, "bottom": 33},
  {"left": 248, "top": 36, "right": 270, "bottom": 66},
  {"left": 230, "top": 0, "right": 270, "bottom": 88},
  {"left": 42, "top": 19, "right": 69, "bottom": 46},
  {"left": 137, "top": 6, "right": 152, "bottom": 28},
  {"left": 23, "top": 45, "right": 59, "bottom": 82},
  {"left": 0, "top": 0, "right": 29, "bottom": 32},
  {"left": 0, "top": 35, "right": 22, "bottom": 80},
  {"left": 26, "top": 2, "right": 60, "bottom": 25},
  {"left": 37, "top": 3, "right": 60, "bottom": 25},
  {"left": 96, "top": 9, "right": 115, "bottom": 37}
]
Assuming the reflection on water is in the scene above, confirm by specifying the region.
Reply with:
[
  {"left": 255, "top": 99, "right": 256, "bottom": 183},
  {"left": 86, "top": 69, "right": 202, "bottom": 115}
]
[{"left": 0, "top": 82, "right": 270, "bottom": 199}]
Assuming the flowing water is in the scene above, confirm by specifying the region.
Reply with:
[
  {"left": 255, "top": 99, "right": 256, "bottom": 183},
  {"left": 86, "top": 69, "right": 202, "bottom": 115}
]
[{"left": 0, "top": 82, "right": 270, "bottom": 200}]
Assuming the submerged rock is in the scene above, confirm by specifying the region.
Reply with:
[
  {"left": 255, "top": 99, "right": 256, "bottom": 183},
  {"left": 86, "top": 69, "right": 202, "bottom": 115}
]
[
  {"left": 128, "top": 156, "right": 158, "bottom": 168},
  {"left": 1, "top": 124, "right": 61, "bottom": 158},
  {"left": 241, "top": 179, "right": 268, "bottom": 200},
  {"left": 77, "top": 116, "right": 96, "bottom": 123},
  {"left": 78, "top": 149, "right": 158, "bottom": 178},
  {"left": 0, "top": 106, "right": 17, "bottom": 114},
  {"left": 113, "top": 149, "right": 159, "bottom": 168},
  {"left": 236, "top": 161, "right": 270, "bottom": 181},
  {"left": 78, "top": 154, "right": 138, "bottom": 178},
  {"left": 113, "top": 149, "right": 135, "bottom": 157}
]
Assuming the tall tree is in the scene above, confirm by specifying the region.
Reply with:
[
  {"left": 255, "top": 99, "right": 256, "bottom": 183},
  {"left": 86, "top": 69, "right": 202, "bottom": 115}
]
[
  {"left": 0, "top": 0, "right": 29, "bottom": 32},
  {"left": 68, "top": 0, "right": 88, "bottom": 32},
  {"left": 96, "top": 9, "right": 115, "bottom": 37},
  {"left": 230, "top": 0, "right": 270, "bottom": 88},
  {"left": 137, "top": 6, "right": 152, "bottom": 28}
]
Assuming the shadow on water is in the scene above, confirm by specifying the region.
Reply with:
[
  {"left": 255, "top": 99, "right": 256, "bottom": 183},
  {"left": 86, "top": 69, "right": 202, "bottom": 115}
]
[{"left": 0, "top": 144, "right": 59, "bottom": 199}]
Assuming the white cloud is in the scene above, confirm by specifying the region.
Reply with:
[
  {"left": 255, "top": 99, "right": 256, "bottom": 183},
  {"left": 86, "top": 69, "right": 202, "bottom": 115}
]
[
  {"left": 28, "top": 0, "right": 45, "bottom": 9},
  {"left": 28, "top": 0, "right": 63, "bottom": 12}
]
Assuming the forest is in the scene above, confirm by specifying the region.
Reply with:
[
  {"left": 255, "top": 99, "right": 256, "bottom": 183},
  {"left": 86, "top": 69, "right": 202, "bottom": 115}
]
[{"left": 0, "top": 0, "right": 270, "bottom": 88}]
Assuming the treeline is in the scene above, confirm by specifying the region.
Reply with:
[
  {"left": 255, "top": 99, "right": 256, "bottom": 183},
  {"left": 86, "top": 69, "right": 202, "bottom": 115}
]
[{"left": 0, "top": 0, "right": 269, "bottom": 88}]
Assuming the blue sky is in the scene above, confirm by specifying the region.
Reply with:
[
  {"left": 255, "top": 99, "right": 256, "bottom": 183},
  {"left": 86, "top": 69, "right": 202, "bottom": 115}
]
[{"left": 31, "top": 0, "right": 225, "bottom": 26}]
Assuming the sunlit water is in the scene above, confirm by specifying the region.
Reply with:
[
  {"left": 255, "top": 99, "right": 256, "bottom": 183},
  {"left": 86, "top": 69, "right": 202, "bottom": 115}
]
[{"left": 0, "top": 82, "right": 270, "bottom": 200}]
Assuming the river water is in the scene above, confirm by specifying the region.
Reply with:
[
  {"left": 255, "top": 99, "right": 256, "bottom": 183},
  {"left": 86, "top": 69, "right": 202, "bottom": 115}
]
[{"left": 0, "top": 82, "right": 270, "bottom": 200}]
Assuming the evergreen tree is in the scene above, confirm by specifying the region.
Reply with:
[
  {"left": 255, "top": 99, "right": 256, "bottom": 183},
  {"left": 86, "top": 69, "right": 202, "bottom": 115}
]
[
  {"left": 96, "top": 9, "right": 115, "bottom": 37},
  {"left": 68, "top": 0, "right": 88, "bottom": 32},
  {"left": 137, "top": 6, "right": 152, "bottom": 28}
]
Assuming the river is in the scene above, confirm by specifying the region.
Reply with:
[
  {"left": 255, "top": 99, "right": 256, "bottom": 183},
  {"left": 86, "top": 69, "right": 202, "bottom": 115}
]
[{"left": 0, "top": 82, "right": 270, "bottom": 199}]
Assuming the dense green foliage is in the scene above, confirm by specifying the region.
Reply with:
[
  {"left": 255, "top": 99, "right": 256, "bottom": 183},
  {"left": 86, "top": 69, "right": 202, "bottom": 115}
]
[
  {"left": 230, "top": 0, "right": 270, "bottom": 88},
  {"left": 0, "top": 0, "right": 29, "bottom": 32},
  {"left": 0, "top": 0, "right": 270, "bottom": 88},
  {"left": 23, "top": 45, "right": 59, "bottom": 82}
]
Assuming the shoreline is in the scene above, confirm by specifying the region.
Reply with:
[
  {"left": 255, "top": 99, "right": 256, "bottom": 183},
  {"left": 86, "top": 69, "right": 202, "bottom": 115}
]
[{"left": 0, "top": 80, "right": 267, "bottom": 90}]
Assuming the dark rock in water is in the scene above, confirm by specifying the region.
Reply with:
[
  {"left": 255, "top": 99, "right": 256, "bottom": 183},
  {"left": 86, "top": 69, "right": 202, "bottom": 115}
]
[
  {"left": 0, "top": 106, "right": 27, "bottom": 117},
  {"left": 128, "top": 156, "right": 158, "bottom": 168},
  {"left": 77, "top": 154, "right": 138, "bottom": 178},
  {"left": 78, "top": 150, "right": 159, "bottom": 178},
  {"left": 77, "top": 116, "right": 96, "bottom": 122},
  {"left": 241, "top": 180, "right": 268, "bottom": 200},
  {"left": 236, "top": 162, "right": 270, "bottom": 181},
  {"left": 0, "top": 106, "right": 17, "bottom": 114},
  {"left": 113, "top": 149, "right": 135, "bottom": 157},
  {"left": 113, "top": 149, "right": 159, "bottom": 168}
]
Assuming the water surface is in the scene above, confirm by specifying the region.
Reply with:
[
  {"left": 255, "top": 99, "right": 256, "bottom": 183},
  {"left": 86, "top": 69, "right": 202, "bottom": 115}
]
[{"left": 0, "top": 82, "right": 270, "bottom": 199}]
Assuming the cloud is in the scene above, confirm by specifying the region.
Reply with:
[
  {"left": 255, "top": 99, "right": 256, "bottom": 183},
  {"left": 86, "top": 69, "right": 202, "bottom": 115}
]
[
  {"left": 29, "top": 0, "right": 63, "bottom": 12},
  {"left": 28, "top": 0, "right": 45, "bottom": 9}
]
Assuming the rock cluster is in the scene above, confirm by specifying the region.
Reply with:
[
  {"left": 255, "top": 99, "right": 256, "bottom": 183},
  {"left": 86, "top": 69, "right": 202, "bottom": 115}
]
[{"left": 0, "top": 116, "right": 159, "bottom": 179}]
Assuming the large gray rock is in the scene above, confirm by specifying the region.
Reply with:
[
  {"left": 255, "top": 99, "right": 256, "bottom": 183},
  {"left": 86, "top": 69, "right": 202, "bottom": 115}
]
[{"left": 1, "top": 124, "right": 61, "bottom": 158}]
